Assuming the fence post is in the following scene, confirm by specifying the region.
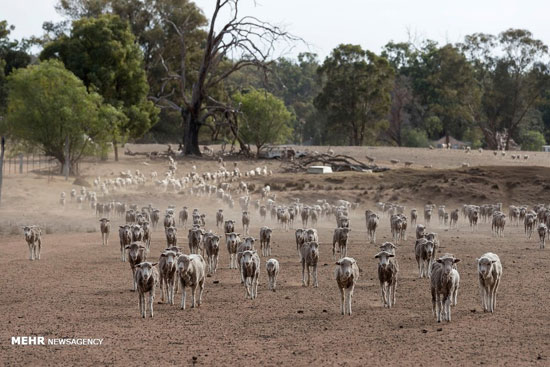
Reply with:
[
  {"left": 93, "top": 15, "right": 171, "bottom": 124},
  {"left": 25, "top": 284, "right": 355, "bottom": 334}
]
[
  {"left": 19, "top": 153, "right": 23, "bottom": 174},
  {"left": 0, "top": 137, "right": 5, "bottom": 207}
]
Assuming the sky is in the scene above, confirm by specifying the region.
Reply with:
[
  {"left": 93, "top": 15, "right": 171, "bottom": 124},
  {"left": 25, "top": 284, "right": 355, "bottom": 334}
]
[{"left": 3, "top": 0, "right": 550, "bottom": 59}]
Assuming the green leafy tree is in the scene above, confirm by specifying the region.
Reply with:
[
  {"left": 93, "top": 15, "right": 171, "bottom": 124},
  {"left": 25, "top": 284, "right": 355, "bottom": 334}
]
[
  {"left": 315, "top": 44, "right": 394, "bottom": 145},
  {"left": 233, "top": 89, "right": 293, "bottom": 157},
  {"left": 41, "top": 14, "right": 158, "bottom": 160},
  {"left": 0, "top": 20, "right": 31, "bottom": 115},
  {"left": 3, "top": 60, "right": 109, "bottom": 174},
  {"left": 424, "top": 44, "right": 480, "bottom": 145},
  {"left": 520, "top": 130, "right": 546, "bottom": 151},
  {"left": 461, "top": 29, "right": 550, "bottom": 149}
]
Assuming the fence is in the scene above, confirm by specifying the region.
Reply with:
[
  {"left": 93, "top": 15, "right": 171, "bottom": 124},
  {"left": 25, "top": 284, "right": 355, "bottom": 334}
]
[{"left": 1, "top": 153, "right": 59, "bottom": 177}]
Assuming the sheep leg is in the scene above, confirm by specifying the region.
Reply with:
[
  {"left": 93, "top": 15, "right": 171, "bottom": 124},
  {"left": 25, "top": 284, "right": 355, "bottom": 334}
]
[
  {"left": 444, "top": 296, "right": 451, "bottom": 322},
  {"left": 190, "top": 285, "right": 197, "bottom": 308},
  {"left": 492, "top": 278, "right": 500, "bottom": 312},
  {"left": 301, "top": 261, "right": 306, "bottom": 287},
  {"left": 452, "top": 284, "right": 458, "bottom": 307},
  {"left": 391, "top": 279, "right": 397, "bottom": 307},
  {"left": 149, "top": 290, "right": 154, "bottom": 318},
  {"left": 181, "top": 285, "right": 187, "bottom": 310},
  {"left": 313, "top": 265, "right": 318, "bottom": 288},
  {"left": 139, "top": 293, "right": 145, "bottom": 318},
  {"left": 253, "top": 274, "right": 259, "bottom": 299},
  {"left": 28, "top": 244, "right": 33, "bottom": 261},
  {"left": 380, "top": 282, "right": 387, "bottom": 307},
  {"left": 339, "top": 287, "right": 345, "bottom": 315}
]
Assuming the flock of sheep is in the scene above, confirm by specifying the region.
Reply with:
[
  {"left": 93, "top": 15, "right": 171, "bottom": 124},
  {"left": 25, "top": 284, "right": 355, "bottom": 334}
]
[{"left": 21, "top": 159, "right": 549, "bottom": 323}]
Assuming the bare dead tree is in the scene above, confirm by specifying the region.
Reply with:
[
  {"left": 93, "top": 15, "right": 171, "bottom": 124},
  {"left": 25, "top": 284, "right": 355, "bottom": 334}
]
[{"left": 149, "top": 0, "right": 300, "bottom": 156}]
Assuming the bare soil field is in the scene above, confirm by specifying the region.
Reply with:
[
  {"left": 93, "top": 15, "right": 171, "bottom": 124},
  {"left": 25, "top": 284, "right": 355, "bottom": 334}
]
[{"left": 1, "top": 144, "right": 549, "bottom": 366}]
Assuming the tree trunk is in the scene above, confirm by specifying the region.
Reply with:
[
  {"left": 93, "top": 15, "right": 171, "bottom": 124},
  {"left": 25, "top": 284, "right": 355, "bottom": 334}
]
[
  {"left": 445, "top": 131, "right": 450, "bottom": 146},
  {"left": 183, "top": 109, "right": 202, "bottom": 156},
  {"left": 113, "top": 140, "right": 119, "bottom": 162}
]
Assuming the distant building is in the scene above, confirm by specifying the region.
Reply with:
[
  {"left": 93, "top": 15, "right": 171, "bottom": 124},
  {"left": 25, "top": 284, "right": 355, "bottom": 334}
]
[
  {"left": 434, "top": 136, "right": 468, "bottom": 149},
  {"left": 543, "top": 145, "right": 550, "bottom": 152}
]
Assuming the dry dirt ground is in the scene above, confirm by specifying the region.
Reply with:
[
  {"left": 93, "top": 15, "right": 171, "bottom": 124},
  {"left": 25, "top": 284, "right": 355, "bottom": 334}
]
[{"left": 1, "top": 145, "right": 550, "bottom": 366}]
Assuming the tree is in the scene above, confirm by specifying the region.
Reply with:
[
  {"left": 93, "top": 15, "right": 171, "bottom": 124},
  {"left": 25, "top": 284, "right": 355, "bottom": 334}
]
[
  {"left": 150, "top": 0, "right": 298, "bottom": 155},
  {"left": 2, "top": 60, "right": 109, "bottom": 174},
  {"left": 233, "top": 89, "right": 293, "bottom": 156},
  {"left": 0, "top": 20, "right": 31, "bottom": 115},
  {"left": 423, "top": 44, "right": 480, "bottom": 145},
  {"left": 41, "top": 14, "right": 158, "bottom": 160},
  {"left": 315, "top": 44, "right": 394, "bottom": 145},
  {"left": 520, "top": 130, "right": 546, "bottom": 151},
  {"left": 386, "top": 75, "right": 413, "bottom": 146},
  {"left": 461, "top": 29, "right": 550, "bottom": 149}
]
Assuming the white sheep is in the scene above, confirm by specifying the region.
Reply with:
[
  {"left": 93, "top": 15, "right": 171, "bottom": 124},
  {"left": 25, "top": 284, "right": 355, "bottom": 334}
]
[
  {"left": 266, "top": 258, "right": 280, "bottom": 292},
  {"left": 335, "top": 257, "right": 359, "bottom": 315},
  {"left": 477, "top": 252, "right": 502, "bottom": 313},
  {"left": 431, "top": 255, "right": 460, "bottom": 322},
  {"left": 177, "top": 254, "right": 206, "bottom": 309},
  {"left": 134, "top": 262, "right": 159, "bottom": 318}
]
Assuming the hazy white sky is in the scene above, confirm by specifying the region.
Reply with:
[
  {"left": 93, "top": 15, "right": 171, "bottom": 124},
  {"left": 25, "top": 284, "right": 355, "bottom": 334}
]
[{"left": 3, "top": 0, "right": 550, "bottom": 59}]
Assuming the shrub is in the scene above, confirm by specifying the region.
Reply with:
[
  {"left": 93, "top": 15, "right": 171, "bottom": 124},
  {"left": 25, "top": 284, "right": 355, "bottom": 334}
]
[
  {"left": 402, "top": 128, "right": 430, "bottom": 148},
  {"left": 520, "top": 130, "right": 546, "bottom": 151}
]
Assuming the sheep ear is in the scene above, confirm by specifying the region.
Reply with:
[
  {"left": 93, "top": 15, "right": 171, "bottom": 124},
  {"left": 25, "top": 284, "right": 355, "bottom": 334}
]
[
  {"left": 374, "top": 253, "right": 380, "bottom": 258},
  {"left": 454, "top": 258, "right": 461, "bottom": 263},
  {"left": 151, "top": 262, "right": 158, "bottom": 267},
  {"left": 160, "top": 253, "right": 166, "bottom": 257},
  {"left": 388, "top": 254, "right": 395, "bottom": 258},
  {"left": 125, "top": 245, "right": 130, "bottom": 249},
  {"left": 335, "top": 260, "right": 341, "bottom": 265},
  {"left": 436, "top": 259, "right": 443, "bottom": 263},
  {"left": 491, "top": 260, "right": 497, "bottom": 264}
]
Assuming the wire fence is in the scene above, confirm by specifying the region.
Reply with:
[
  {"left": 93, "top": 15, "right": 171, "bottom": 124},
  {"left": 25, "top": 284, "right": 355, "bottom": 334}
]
[{"left": 1, "top": 153, "right": 59, "bottom": 178}]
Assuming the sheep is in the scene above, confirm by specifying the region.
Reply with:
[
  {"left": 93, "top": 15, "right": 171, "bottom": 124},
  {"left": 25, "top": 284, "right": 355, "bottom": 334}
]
[
  {"left": 237, "top": 237, "right": 256, "bottom": 282},
  {"left": 477, "top": 252, "right": 502, "bottom": 313},
  {"left": 142, "top": 221, "right": 151, "bottom": 250},
  {"left": 179, "top": 207, "right": 188, "bottom": 227},
  {"left": 59, "top": 192, "right": 66, "bottom": 206},
  {"left": 468, "top": 209, "right": 479, "bottom": 231},
  {"left": 491, "top": 212, "right": 506, "bottom": 237},
  {"left": 98, "top": 218, "right": 110, "bottom": 246},
  {"left": 177, "top": 254, "right": 206, "bottom": 309},
  {"left": 390, "top": 159, "right": 400, "bottom": 164},
  {"left": 23, "top": 226, "right": 42, "bottom": 261},
  {"left": 260, "top": 226, "right": 273, "bottom": 256},
  {"left": 300, "top": 241, "right": 320, "bottom": 287},
  {"left": 524, "top": 213, "right": 537, "bottom": 239},
  {"left": 335, "top": 257, "right": 360, "bottom": 315},
  {"left": 224, "top": 220, "right": 235, "bottom": 234},
  {"left": 415, "top": 238, "right": 435, "bottom": 278},
  {"left": 295, "top": 228, "right": 306, "bottom": 257},
  {"left": 416, "top": 224, "right": 426, "bottom": 239},
  {"left": 240, "top": 250, "right": 260, "bottom": 299},
  {"left": 216, "top": 209, "right": 224, "bottom": 229},
  {"left": 366, "top": 213, "right": 379, "bottom": 244},
  {"left": 151, "top": 209, "right": 160, "bottom": 229},
  {"left": 524, "top": 154, "right": 529, "bottom": 160},
  {"left": 438, "top": 205, "right": 446, "bottom": 224},
  {"left": 226, "top": 232, "right": 241, "bottom": 269},
  {"left": 301, "top": 207, "right": 310, "bottom": 226},
  {"left": 134, "top": 262, "right": 159, "bottom": 318},
  {"left": 188, "top": 228, "right": 205, "bottom": 255},
  {"left": 131, "top": 224, "right": 144, "bottom": 243},
  {"left": 379, "top": 241, "right": 397, "bottom": 255},
  {"left": 159, "top": 250, "right": 180, "bottom": 305},
  {"left": 450, "top": 209, "right": 459, "bottom": 228},
  {"left": 404, "top": 161, "right": 413, "bottom": 167},
  {"left": 431, "top": 255, "right": 460, "bottom": 323},
  {"left": 266, "top": 258, "right": 280, "bottom": 292},
  {"left": 424, "top": 208, "right": 432, "bottom": 225},
  {"left": 374, "top": 251, "right": 398, "bottom": 308},
  {"left": 204, "top": 233, "right": 221, "bottom": 275},
  {"left": 259, "top": 206, "right": 267, "bottom": 221},
  {"left": 332, "top": 227, "right": 351, "bottom": 259},
  {"left": 410, "top": 209, "right": 418, "bottom": 226},
  {"left": 538, "top": 223, "right": 547, "bottom": 249},
  {"left": 126, "top": 242, "right": 148, "bottom": 291},
  {"left": 164, "top": 213, "right": 176, "bottom": 230},
  {"left": 461, "top": 162, "right": 470, "bottom": 168},
  {"left": 165, "top": 226, "right": 177, "bottom": 247},
  {"left": 118, "top": 225, "right": 132, "bottom": 262}
]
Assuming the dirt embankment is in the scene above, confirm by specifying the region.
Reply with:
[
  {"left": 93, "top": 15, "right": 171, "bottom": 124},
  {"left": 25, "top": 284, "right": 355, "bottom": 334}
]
[{"left": 249, "top": 166, "right": 550, "bottom": 207}]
